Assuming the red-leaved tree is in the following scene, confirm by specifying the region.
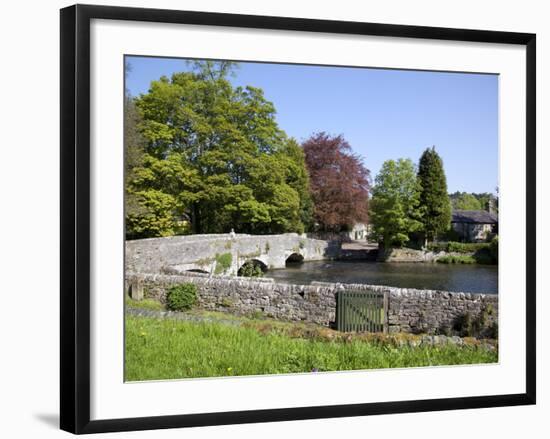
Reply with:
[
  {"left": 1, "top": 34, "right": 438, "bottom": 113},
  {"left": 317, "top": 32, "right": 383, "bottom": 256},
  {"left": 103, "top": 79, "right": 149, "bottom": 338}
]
[{"left": 302, "top": 132, "right": 370, "bottom": 231}]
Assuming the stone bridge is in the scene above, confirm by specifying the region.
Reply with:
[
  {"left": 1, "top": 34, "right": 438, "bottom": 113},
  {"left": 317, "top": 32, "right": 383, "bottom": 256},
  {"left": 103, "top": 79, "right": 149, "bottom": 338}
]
[{"left": 125, "top": 233, "right": 340, "bottom": 276}]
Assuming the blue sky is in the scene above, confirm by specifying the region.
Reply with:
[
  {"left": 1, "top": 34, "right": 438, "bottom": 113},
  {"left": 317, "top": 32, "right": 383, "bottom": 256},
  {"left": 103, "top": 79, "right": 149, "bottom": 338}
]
[{"left": 126, "top": 56, "right": 498, "bottom": 194}]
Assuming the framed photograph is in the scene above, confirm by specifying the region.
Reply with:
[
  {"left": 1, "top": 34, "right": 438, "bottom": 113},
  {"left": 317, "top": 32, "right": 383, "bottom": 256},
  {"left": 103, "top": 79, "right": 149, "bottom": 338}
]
[{"left": 60, "top": 4, "right": 536, "bottom": 434}]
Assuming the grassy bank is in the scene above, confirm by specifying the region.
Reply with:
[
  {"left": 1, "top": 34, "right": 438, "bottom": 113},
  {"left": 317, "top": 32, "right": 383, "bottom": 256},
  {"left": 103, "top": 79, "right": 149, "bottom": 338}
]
[
  {"left": 430, "top": 239, "right": 498, "bottom": 265},
  {"left": 125, "top": 314, "right": 498, "bottom": 381},
  {"left": 436, "top": 255, "right": 477, "bottom": 264}
]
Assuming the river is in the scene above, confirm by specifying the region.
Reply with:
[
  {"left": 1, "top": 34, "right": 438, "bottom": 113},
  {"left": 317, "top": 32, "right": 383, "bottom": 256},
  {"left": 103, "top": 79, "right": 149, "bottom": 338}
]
[{"left": 268, "top": 260, "right": 498, "bottom": 294}]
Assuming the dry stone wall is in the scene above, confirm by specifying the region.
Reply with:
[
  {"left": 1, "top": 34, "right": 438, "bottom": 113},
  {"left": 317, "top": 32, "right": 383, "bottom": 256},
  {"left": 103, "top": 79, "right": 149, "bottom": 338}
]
[
  {"left": 126, "top": 272, "right": 338, "bottom": 326},
  {"left": 126, "top": 272, "right": 498, "bottom": 335}
]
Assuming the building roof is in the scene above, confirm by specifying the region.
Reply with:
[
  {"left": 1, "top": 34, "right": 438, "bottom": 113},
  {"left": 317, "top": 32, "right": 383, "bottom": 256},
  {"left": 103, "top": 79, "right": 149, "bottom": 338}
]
[{"left": 451, "top": 210, "right": 498, "bottom": 224}]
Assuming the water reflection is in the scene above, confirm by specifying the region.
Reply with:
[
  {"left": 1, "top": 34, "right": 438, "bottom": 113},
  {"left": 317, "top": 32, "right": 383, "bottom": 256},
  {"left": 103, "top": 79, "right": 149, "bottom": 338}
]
[{"left": 268, "top": 260, "right": 498, "bottom": 294}]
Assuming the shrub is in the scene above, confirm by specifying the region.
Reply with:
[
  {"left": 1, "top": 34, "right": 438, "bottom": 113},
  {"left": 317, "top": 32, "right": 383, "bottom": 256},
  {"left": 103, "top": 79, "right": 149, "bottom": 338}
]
[
  {"left": 238, "top": 260, "right": 264, "bottom": 277},
  {"left": 166, "top": 283, "right": 197, "bottom": 311},
  {"left": 472, "top": 236, "right": 498, "bottom": 265},
  {"left": 472, "top": 248, "right": 494, "bottom": 264},
  {"left": 214, "top": 252, "right": 232, "bottom": 274},
  {"left": 436, "top": 255, "right": 476, "bottom": 264},
  {"left": 427, "top": 242, "right": 448, "bottom": 252},
  {"left": 447, "top": 241, "right": 488, "bottom": 253},
  {"left": 453, "top": 308, "right": 497, "bottom": 338},
  {"left": 430, "top": 240, "right": 498, "bottom": 264},
  {"left": 453, "top": 312, "right": 473, "bottom": 337},
  {"left": 428, "top": 241, "right": 489, "bottom": 253}
]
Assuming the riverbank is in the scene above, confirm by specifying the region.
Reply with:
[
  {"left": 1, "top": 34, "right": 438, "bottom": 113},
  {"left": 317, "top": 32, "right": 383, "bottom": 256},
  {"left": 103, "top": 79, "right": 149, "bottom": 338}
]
[{"left": 374, "top": 240, "right": 498, "bottom": 265}]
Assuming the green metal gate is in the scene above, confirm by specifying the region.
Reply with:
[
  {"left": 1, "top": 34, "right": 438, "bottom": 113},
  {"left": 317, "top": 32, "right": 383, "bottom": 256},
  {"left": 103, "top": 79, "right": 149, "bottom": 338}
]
[{"left": 336, "top": 290, "right": 388, "bottom": 333}]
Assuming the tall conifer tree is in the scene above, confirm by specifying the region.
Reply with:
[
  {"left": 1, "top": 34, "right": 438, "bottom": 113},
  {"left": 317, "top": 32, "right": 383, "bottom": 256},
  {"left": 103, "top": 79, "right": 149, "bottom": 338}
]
[{"left": 417, "top": 146, "right": 452, "bottom": 244}]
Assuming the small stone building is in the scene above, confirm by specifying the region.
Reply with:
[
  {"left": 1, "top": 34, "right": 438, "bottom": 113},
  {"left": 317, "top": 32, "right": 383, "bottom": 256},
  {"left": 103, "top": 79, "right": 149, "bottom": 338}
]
[{"left": 451, "top": 210, "right": 498, "bottom": 242}]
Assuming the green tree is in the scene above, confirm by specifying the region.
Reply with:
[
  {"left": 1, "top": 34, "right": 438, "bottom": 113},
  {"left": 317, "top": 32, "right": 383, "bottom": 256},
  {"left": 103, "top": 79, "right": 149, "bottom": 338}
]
[
  {"left": 369, "top": 159, "right": 422, "bottom": 249},
  {"left": 452, "top": 192, "right": 483, "bottom": 210},
  {"left": 124, "top": 61, "right": 168, "bottom": 239},
  {"left": 449, "top": 191, "right": 498, "bottom": 213},
  {"left": 417, "top": 147, "right": 452, "bottom": 243},
  {"left": 126, "top": 152, "right": 201, "bottom": 238},
  {"left": 278, "top": 138, "right": 314, "bottom": 232},
  {"left": 129, "top": 62, "right": 311, "bottom": 236},
  {"left": 124, "top": 95, "right": 146, "bottom": 223}
]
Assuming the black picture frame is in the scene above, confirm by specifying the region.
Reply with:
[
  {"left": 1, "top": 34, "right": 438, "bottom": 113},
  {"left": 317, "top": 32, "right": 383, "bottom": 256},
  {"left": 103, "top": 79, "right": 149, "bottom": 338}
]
[{"left": 60, "top": 4, "right": 536, "bottom": 434}]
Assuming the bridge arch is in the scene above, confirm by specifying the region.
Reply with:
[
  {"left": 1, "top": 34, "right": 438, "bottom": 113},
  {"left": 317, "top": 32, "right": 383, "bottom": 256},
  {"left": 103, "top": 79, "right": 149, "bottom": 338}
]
[{"left": 285, "top": 252, "right": 304, "bottom": 264}]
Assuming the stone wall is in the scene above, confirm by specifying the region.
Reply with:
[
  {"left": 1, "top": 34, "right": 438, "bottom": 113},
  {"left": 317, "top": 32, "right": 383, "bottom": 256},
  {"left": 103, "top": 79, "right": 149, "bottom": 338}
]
[
  {"left": 126, "top": 271, "right": 338, "bottom": 326},
  {"left": 386, "top": 288, "right": 498, "bottom": 335},
  {"left": 126, "top": 272, "right": 498, "bottom": 335}
]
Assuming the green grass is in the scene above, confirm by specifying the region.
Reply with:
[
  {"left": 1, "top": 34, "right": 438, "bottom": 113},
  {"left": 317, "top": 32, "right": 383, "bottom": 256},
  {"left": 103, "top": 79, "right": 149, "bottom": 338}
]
[
  {"left": 125, "top": 315, "right": 498, "bottom": 381},
  {"left": 436, "top": 255, "right": 477, "bottom": 264},
  {"left": 125, "top": 297, "right": 165, "bottom": 311}
]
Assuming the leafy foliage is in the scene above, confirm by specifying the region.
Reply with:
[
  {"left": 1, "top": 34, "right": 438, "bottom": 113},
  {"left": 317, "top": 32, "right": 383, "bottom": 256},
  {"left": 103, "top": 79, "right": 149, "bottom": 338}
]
[
  {"left": 450, "top": 191, "right": 498, "bottom": 213},
  {"left": 436, "top": 255, "right": 476, "bottom": 264},
  {"left": 238, "top": 260, "right": 265, "bottom": 277},
  {"left": 452, "top": 307, "right": 497, "bottom": 338},
  {"left": 430, "top": 238, "right": 498, "bottom": 265},
  {"left": 369, "top": 159, "right": 422, "bottom": 249},
  {"left": 417, "top": 147, "right": 452, "bottom": 242},
  {"left": 302, "top": 133, "right": 370, "bottom": 231},
  {"left": 166, "top": 283, "right": 198, "bottom": 311},
  {"left": 214, "top": 253, "right": 233, "bottom": 275},
  {"left": 428, "top": 241, "right": 490, "bottom": 253},
  {"left": 451, "top": 193, "right": 483, "bottom": 210},
  {"left": 125, "top": 61, "right": 313, "bottom": 238}
]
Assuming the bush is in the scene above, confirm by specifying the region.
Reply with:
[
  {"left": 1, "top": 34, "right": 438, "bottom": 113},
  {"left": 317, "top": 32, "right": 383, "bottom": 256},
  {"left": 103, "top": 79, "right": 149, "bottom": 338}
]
[
  {"left": 453, "top": 308, "right": 498, "bottom": 339},
  {"left": 453, "top": 312, "right": 473, "bottom": 337},
  {"left": 238, "top": 261, "right": 264, "bottom": 277},
  {"left": 447, "top": 241, "right": 488, "bottom": 253},
  {"left": 427, "top": 242, "right": 448, "bottom": 252},
  {"left": 472, "top": 248, "right": 494, "bottom": 264},
  {"left": 166, "top": 283, "right": 197, "bottom": 311},
  {"left": 436, "top": 255, "right": 476, "bottom": 264},
  {"left": 428, "top": 240, "right": 498, "bottom": 265},
  {"left": 472, "top": 236, "right": 498, "bottom": 265},
  {"left": 214, "top": 252, "right": 232, "bottom": 274},
  {"left": 429, "top": 241, "right": 491, "bottom": 253}
]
